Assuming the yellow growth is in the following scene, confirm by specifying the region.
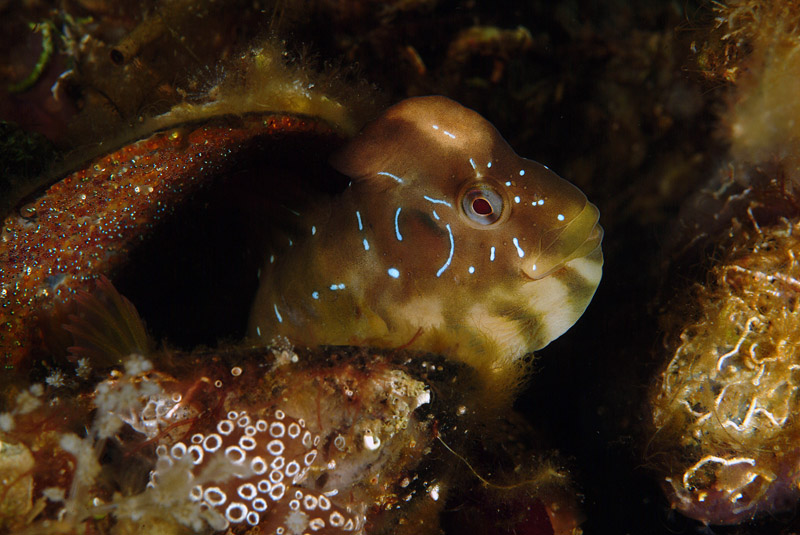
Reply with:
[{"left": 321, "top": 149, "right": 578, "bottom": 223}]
[{"left": 719, "top": 1, "right": 800, "bottom": 170}]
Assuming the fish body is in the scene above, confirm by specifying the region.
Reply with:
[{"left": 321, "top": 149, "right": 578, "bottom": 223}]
[{"left": 249, "top": 96, "right": 603, "bottom": 397}]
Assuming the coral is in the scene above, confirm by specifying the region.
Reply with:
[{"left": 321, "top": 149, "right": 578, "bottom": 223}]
[
  {"left": 145, "top": 409, "right": 360, "bottom": 532},
  {"left": 650, "top": 219, "right": 800, "bottom": 524},
  {"left": 647, "top": 1, "right": 800, "bottom": 526},
  {"left": 0, "top": 440, "right": 35, "bottom": 526},
  {"left": 0, "top": 329, "right": 581, "bottom": 535}
]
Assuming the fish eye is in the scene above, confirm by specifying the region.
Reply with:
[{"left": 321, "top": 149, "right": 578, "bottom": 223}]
[{"left": 461, "top": 184, "right": 504, "bottom": 225}]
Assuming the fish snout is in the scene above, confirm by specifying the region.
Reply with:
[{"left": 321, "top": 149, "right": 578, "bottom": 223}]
[{"left": 524, "top": 201, "right": 603, "bottom": 280}]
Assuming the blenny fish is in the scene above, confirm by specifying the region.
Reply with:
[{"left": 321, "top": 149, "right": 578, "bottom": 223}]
[{"left": 249, "top": 96, "right": 603, "bottom": 397}]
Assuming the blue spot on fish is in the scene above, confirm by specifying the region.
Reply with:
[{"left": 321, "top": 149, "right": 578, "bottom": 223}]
[
  {"left": 423, "top": 195, "right": 452, "bottom": 207},
  {"left": 436, "top": 224, "right": 455, "bottom": 277},
  {"left": 512, "top": 237, "right": 525, "bottom": 258},
  {"left": 394, "top": 207, "right": 403, "bottom": 241},
  {"left": 388, "top": 268, "right": 400, "bottom": 278},
  {"left": 377, "top": 171, "right": 405, "bottom": 184}
]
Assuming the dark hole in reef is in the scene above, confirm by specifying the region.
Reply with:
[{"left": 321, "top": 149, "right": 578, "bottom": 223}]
[
  {"left": 110, "top": 49, "right": 125, "bottom": 65},
  {"left": 113, "top": 127, "right": 347, "bottom": 350}
]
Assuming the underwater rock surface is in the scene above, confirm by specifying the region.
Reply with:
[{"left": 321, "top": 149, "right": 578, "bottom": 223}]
[{"left": 0, "top": 21, "right": 592, "bottom": 534}]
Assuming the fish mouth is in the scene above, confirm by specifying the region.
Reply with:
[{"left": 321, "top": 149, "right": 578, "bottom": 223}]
[{"left": 524, "top": 201, "right": 603, "bottom": 281}]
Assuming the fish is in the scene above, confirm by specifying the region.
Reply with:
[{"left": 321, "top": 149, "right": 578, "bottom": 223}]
[{"left": 248, "top": 96, "right": 603, "bottom": 399}]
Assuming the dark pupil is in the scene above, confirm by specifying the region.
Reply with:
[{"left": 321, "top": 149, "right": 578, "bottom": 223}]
[{"left": 472, "top": 197, "right": 493, "bottom": 216}]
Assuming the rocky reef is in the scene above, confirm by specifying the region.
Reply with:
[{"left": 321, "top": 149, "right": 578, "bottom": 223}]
[
  {"left": 13, "top": 0, "right": 800, "bottom": 533},
  {"left": 646, "top": 0, "right": 800, "bottom": 529}
]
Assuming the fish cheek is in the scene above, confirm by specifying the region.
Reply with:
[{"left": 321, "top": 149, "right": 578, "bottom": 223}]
[{"left": 393, "top": 210, "right": 450, "bottom": 274}]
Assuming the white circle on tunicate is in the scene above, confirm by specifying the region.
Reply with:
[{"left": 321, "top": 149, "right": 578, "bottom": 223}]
[
  {"left": 217, "top": 420, "right": 234, "bottom": 435},
  {"left": 313, "top": 436, "right": 320, "bottom": 446},
  {"left": 251, "top": 456, "right": 267, "bottom": 475},
  {"left": 191, "top": 433, "right": 204, "bottom": 444},
  {"left": 269, "top": 422, "right": 285, "bottom": 438},
  {"left": 231, "top": 366, "right": 242, "bottom": 377},
  {"left": 267, "top": 439, "right": 285, "bottom": 456},
  {"left": 303, "top": 495, "right": 318, "bottom": 510},
  {"left": 252, "top": 497, "right": 268, "bottom": 511},
  {"left": 287, "top": 422, "right": 301, "bottom": 438},
  {"left": 309, "top": 518, "right": 325, "bottom": 530},
  {"left": 318, "top": 495, "right": 331, "bottom": 510},
  {"left": 302, "top": 431, "right": 312, "bottom": 448},
  {"left": 237, "top": 415, "right": 251, "bottom": 428},
  {"left": 269, "top": 483, "right": 285, "bottom": 501},
  {"left": 203, "top": 433, "right": 222, "bottom": 452},
  {"left": 239, "top": 436, "right": 257, "bottom": 451},
  {"left": 298, "top": 418, "right": 306, "bottom": 428},
  {"left": 170, "top": 443, "right": 187, "bottom": 459},
  {"left": 225, "top": 502, "right": 247, "bottom": 523},
  {"left": 227, "top": 411, "right": 239, "bottom": 420},
  {"left": 256, "top": 419, "right": 268, "bottom": 432},
  {"left": 189, "top": 485, "right": 203, "bottom": 501},
  {"left": 294, "top": 490, "right": 303, "bottom": 500},
  {"left": 285, "top": 461, "right": 300, "bottom": 477},
  {"left": 237, "top": 483, "right": 257, "bottom": 500},
  {"left": 269, "top": 470, "right": 284, "bottom": 483},
  {"left": 244, "top": 425, "right": 256, "bottom": 437},
  {"left": 289, "top": 499, "right": 300, "bottom": 511},
  {"left": 274, "top": 409, "right": 285, "bottom": 420},
  {"left": 246, "top": 511, "right": 260, "bottom": 526},
  {"left": 329, "top": 511, "right": 345, "bottom": 527},
  {"left": 187, "top": 445, "right": 204, "bottom": 464},
  {"left": 225, "top": 445, "right": 246, "bottom": 464},
  {"left": 204, "top": 487, "right": 226, "bottom": 506},
  {"left": 304, "top": 451, "right": 317, "bottom": 466},
  {"left": 156, "top": 445, "right": 168, "bottom": 457},
  {"left": 257, "top": 479, "right": 271, "bottom": 493},
  {"left": 270, "top": 456, "right": 285, "bottom": 470}
]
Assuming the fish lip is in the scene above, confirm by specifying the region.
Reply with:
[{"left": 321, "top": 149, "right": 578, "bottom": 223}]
[{"left": 523, "top": 203, "right": 603, "bottom": 280}]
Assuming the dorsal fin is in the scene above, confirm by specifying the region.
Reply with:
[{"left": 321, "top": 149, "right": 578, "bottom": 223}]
[{"left": 64, "top": 276, "right": 151, "bottom": 367}]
